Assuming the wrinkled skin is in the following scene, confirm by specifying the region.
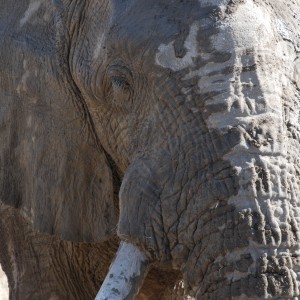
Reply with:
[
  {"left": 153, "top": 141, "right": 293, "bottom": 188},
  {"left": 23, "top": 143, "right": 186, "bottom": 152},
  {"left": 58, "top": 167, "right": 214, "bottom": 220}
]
[{"left": 0, "top": 0, "right": 300, "bottom": 299}]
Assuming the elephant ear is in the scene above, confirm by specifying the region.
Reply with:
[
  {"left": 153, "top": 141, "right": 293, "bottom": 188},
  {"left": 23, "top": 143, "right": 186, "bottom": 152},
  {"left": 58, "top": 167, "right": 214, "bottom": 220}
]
[
  {"left": 0, "top": 0, "right": 118, "bottom": 242},
  {"left": 0, "top": 68, "right": 118, "bottom": 242},
  {"left": 0, "top": 25, "right": 117, "bottom": 243}
]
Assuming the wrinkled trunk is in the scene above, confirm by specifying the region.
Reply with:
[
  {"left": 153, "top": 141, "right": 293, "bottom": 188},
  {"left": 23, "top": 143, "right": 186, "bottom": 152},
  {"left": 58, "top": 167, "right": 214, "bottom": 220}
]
[
  {"left": 117, "top": 1, "right": 300, "bottom": 299},
  {"left": 183, "top": 3, "right": 300, "bottom": 298}
]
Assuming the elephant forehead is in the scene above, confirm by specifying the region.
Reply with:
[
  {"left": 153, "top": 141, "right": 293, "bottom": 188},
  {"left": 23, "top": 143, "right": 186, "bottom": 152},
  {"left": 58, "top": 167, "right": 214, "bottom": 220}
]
[
  {"left": 211, "top": 1, "right": 274, "bottom": 51},
  {"left": 155, "top": 22, "right": 200, "bottom": 72},
  {"left": 19, "top": 0, "right": 42, "bottom": 27},
  {"left": 109, "top": 0, "right": 215, "bottom": 54},
  {"left": 155, "top": 0, "right": 274, "bottom": 72}
]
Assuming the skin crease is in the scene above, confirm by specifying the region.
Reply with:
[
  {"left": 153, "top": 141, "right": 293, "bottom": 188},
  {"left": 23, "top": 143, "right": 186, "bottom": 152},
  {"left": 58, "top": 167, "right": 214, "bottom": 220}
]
[{"left": 0, "top": 0, "right": 300, "bottom": 299}]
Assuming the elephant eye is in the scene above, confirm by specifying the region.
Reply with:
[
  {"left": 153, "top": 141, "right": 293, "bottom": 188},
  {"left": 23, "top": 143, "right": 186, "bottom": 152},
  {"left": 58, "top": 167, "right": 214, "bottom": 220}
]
[
  {"left": 105, "top": 64, "right": 133, "bottom": 106},
  {"left": 111, "top": 76, "right": 130, "bottom": 91},
  {"left": 107, "top": 64, "right": 132, "bottom": 91}
]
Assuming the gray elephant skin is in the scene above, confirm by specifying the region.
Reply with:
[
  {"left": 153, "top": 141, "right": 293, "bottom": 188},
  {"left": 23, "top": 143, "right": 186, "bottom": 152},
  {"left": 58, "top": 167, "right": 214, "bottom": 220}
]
[{"left": 0, "top": 0, "right": 300, "bottom": 299}]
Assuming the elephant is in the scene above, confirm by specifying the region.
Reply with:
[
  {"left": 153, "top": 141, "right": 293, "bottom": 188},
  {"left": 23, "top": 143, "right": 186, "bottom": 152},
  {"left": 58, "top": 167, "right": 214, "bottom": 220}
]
[{"left": 0, "top": 0, "right": 300, "bottom": 299}]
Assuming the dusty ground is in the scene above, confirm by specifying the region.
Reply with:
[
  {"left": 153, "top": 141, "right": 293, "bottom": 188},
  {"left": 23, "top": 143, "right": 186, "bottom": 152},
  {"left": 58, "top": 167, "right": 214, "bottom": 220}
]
[{"left": 0, "top": 264, "right": 8, "bottom": 300}]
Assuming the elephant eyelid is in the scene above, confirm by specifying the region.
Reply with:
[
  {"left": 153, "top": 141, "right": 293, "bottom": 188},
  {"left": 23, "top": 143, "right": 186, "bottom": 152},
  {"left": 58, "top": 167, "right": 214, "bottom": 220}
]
[
  {"left": 108, "top": 64, "right": 133, "bottom": 87},
  {"left": 111, "top": 76, "right": 130, "bottom": 90}
]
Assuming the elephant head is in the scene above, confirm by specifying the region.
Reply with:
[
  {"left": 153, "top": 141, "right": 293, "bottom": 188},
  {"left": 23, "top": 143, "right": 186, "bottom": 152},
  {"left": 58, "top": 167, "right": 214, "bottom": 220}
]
[{"left": 0, "top": 0, "right": 300, "bottom": 299}]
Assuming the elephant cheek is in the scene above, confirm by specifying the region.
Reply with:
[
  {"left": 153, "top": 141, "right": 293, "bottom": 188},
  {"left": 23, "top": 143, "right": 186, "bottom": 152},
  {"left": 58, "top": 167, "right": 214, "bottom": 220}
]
[{"left": 117, "top": 160, "right": 163, "bottom": 259}]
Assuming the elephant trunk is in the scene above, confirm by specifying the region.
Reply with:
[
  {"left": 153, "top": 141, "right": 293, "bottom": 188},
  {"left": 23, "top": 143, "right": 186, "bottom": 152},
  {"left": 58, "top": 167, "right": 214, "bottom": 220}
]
[
  {"left": 183, "top": 53, "right": 300, "bottom": 297},
  {"left": 186, "top": 178, "right": 300, "bottom": 299},
  {"left": 114, "top": 2, "right": 300, "bottom": 298},
  {"left": 183, "top": 56, "right": 300, "bottom": 297},
  {"left": 95, "top": 242, "right": 150, "bottom": 300}
]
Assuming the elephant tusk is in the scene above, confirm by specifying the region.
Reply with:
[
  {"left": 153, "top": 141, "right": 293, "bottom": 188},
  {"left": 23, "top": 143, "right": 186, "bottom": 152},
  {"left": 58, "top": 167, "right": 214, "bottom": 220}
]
[{"left": 95, "top": 241, "right": 150, "bottom": 300}]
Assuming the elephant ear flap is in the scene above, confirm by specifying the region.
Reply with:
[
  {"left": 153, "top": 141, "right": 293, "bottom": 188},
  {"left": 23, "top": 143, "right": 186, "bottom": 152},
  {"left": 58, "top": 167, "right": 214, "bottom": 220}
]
[
  {"left": 37, "top": 128, "right": 118, "bottom": 242},
  {"left": 36, "top": 130, "right": 118, "bottom": 242},
  {"left": 0, "top": 105, "right": 118, "bottom": 242},
  {"left": 49, "top": 136, "right": 119, "bottom": 242}
]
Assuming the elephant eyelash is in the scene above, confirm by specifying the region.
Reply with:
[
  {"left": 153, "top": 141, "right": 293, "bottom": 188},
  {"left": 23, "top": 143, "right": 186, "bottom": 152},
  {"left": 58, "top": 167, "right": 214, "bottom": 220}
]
[
  {"left": 107, "top": 63, "right": 133, "bottom": 92},
  {"left": 105, "top": 76, "right": 132, "bottom": 106},
  {"left": 105, "top": 64, "right": 133, "bottom": 105},
  {"left": 111, "top": 77, "right": 130, "bottom": 91}
]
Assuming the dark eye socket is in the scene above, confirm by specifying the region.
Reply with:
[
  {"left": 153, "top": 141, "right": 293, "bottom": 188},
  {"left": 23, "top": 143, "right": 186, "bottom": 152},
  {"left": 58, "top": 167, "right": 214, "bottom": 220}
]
[
  {"left": 111, "top": 76, "right": 130, "bottom": 90},
  {"left": 107, "top": 64, "right": 133, "bottom": 91},
  {"left": 104, "top": 62, "right": 133, "bottom": 107}
]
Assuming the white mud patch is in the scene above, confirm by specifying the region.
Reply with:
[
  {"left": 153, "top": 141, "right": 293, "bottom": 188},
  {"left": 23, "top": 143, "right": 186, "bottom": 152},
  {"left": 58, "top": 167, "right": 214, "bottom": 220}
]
[{"left": 155, "top": 23, "right": 199, "bottom": 71}]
